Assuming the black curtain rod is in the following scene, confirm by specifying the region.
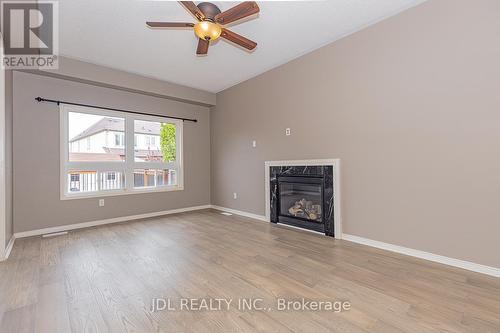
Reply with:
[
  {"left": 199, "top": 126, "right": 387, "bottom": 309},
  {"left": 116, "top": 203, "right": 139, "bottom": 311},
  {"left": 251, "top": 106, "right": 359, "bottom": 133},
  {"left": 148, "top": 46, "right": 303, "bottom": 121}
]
[{"left": 35, "top": 97, "right": 198, "bottom": 123}]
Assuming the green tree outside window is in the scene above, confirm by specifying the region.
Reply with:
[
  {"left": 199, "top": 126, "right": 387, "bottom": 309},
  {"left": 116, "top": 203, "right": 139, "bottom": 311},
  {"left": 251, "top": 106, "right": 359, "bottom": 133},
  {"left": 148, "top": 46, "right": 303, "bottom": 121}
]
[{"left": 160, "top": 123, "right": 176, "bottom": 162}]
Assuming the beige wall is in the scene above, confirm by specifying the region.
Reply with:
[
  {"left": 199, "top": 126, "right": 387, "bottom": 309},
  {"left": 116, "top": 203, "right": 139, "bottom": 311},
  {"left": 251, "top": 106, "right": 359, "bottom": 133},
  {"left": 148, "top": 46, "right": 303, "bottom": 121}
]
[
  {"left": 4, "top": 70, "right": 13, "bottom": 244},
  {"left": 37, "top": 57, "right": 216, "bottom": 107},
  {"left": 211, "top": 0, "right": 500, "bottom": 268},
  {"left": 1, "top": 31, "right": 13, "bottom": 252},
  {"left": 13, "top": 71, "right": 210, "bottom": 233},
  {"left": 0, "top": 40, "right": 4, "bottom": 252}
]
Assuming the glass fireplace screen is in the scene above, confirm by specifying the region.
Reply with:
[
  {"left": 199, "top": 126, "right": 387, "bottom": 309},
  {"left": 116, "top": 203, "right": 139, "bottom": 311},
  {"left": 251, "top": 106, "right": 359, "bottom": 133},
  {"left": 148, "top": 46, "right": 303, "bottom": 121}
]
[{"left": 279, "top": 182, "right": 322, "bottom": 222}]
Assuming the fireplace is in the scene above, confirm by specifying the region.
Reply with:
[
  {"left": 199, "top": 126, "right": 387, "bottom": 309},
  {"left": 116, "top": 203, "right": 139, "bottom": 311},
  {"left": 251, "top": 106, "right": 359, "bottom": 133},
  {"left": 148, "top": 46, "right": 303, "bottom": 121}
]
[{"left": 270, "top": 165, "right": 334, "bottom": 236}]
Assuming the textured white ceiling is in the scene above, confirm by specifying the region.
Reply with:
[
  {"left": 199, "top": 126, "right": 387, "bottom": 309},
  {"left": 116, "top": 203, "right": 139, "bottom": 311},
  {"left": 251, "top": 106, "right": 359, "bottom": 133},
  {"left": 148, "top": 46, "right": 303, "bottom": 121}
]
[{"left": 59, "top": 0, "right": 426, "bottom": 93}]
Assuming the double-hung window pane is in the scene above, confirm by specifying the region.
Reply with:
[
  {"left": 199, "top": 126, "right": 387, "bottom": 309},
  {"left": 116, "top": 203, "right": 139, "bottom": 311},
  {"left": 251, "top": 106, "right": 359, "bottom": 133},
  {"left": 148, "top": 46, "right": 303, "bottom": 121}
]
[
  {"left": 133, "top": 119, "right": 179, "bottom": 188},
  {"left": 66, "top": 111, "right": 126, "bottom": 195}
]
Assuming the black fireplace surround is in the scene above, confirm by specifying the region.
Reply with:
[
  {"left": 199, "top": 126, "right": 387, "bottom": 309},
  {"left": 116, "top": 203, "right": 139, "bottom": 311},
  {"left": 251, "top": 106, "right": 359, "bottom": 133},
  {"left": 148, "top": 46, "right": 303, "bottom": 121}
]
[{"left": 270, "top": 166, "right": 334, "bottom": 237}]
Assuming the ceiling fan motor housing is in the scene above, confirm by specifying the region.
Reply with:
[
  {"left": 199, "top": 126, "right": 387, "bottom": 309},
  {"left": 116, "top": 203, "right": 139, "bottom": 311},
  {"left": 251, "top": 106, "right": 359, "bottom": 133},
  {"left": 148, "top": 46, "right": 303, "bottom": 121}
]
[{"left": 197, "top": 2, "right": 221, "bottom": 21}]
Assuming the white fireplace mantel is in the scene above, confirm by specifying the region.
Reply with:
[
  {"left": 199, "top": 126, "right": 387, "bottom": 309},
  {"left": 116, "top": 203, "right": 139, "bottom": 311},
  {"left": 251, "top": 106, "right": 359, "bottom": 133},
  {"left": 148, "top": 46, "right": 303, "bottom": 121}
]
[{"left": 264, "top": 159, "right": 342, "bottom": 239}]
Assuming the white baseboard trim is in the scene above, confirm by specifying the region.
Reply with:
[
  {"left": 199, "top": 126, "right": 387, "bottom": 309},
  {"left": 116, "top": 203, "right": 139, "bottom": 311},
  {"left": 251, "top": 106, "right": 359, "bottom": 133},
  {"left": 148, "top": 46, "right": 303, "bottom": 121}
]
[
  {"left": 42, "top": 231, "right": 69, "bottom": 238},
  {"left": 0, "top": 236, "right": 16, "bottom": 261},
  {"left": 14, "top": 205, "right": 212, "bottom": 239},
  {"left": 342, "top": 234, "right": 500, "bottom": 278},
  {"left": 210, "top": 205, "right": 268, "bottom": 222}
]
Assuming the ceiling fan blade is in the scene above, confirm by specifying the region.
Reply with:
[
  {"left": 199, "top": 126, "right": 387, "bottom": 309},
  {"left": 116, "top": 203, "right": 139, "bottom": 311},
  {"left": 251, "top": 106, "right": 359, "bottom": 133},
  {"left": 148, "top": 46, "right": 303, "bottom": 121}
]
[
  {"left": 146, "top": 22, "right": 194, "bottom": 28},
  {"left": 215, "top": 2, "right": 259, "bottom": 25},
  {"left": 179, "top": 1, "right": 204, "bottom": 21},
  {"left": 196, "top": 38, "right": 209, "bottom": 55},
  {"left": 221, "top": 28, "right": 257, "bottom": 51}
]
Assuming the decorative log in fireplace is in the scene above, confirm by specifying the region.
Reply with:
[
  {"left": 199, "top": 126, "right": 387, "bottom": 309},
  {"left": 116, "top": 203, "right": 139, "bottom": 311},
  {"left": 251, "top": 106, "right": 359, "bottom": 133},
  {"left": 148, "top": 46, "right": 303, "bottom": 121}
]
[
  {"left": 270, "top": 166, "right": 334, "bottom": 236},
  {"left": 287, "top": 198, "right": 322, "bottom": 221}
]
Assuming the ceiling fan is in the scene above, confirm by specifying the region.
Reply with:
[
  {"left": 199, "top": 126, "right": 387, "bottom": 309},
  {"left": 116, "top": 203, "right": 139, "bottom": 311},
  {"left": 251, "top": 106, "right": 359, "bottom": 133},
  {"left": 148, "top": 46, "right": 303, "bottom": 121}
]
[{"left": 146, "top": 1, "right": 260, "bottom": 55}]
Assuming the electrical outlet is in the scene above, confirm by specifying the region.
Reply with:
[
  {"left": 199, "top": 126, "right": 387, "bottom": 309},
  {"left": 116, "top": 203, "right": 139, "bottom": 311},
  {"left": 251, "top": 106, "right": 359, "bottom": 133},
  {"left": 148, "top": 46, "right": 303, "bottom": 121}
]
[
  {"left": 233, "top": 192, "right": 238, "bottom": 200},
  {"left": 99, "top": 199, "right": 105, "bottom": 207},
  {"left": 285, "top": 128, "right": 291, "bottom": 136},
  {"left": 252, "top": 140, "right": 257, "bottom": 148}
]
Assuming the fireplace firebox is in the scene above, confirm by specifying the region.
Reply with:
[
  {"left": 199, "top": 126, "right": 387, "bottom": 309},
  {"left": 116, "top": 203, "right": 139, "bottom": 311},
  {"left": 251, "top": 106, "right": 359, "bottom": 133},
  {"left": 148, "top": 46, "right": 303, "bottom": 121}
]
[{"left": 270, "top": 166, "right": 334, "bottom": 236}]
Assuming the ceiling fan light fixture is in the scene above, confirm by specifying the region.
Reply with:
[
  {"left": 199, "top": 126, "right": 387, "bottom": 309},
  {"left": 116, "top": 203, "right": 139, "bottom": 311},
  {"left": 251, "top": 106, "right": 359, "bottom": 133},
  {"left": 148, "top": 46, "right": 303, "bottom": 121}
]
[{"left": 194, "top": 21, "right": 221, "bottom": 41}]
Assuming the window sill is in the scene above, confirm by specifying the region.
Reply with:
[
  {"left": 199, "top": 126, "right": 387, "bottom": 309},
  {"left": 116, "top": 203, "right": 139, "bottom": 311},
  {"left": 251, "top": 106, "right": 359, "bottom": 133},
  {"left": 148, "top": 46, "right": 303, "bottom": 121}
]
[{"left": 60, "top": 185, "right": 184, "bottom": 200}]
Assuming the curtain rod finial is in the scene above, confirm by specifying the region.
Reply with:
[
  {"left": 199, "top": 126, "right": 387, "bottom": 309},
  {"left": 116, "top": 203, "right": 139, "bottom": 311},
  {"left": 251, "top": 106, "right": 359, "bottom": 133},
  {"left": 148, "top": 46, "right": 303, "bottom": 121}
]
[{"left": 35, "top": 97, "right": 43, "bottom": 102}]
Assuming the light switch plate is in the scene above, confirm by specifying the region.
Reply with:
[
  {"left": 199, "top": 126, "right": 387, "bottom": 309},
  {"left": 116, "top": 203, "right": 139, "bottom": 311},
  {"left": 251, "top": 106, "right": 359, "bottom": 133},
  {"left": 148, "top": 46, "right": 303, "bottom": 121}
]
[
  {"left": 285, "top": 128, "right": 291, "bottom": 136},
  {"left": 252, "top": 140, "right": 257, "bottom": 148},
  {"left": 99, "top": 199, "right": 105, "bottom": 207}
]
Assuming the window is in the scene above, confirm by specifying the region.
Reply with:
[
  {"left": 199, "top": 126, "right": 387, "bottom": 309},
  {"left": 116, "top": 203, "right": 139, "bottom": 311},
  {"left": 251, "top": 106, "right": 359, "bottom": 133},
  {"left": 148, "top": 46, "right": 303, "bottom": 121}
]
[
  {"left": 114, "top": 133, "right": 124, "bottom": 147},
  {"left": 61, "top": 105, "right": 183, "bottom": 199}
]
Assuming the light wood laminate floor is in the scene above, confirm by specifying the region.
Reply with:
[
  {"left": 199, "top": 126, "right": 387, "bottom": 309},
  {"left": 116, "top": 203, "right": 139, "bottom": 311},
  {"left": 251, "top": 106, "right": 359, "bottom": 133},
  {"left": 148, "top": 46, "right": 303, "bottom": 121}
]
[{"left": 1, "top": 209, "right": 499, "bottom": 332}]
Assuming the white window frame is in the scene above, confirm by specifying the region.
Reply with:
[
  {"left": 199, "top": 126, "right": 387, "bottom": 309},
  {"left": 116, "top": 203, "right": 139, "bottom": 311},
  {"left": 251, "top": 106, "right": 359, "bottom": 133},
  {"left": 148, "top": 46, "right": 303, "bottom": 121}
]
[{"left": 60, "top": 104, "right": 184, "bottom": 200}]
